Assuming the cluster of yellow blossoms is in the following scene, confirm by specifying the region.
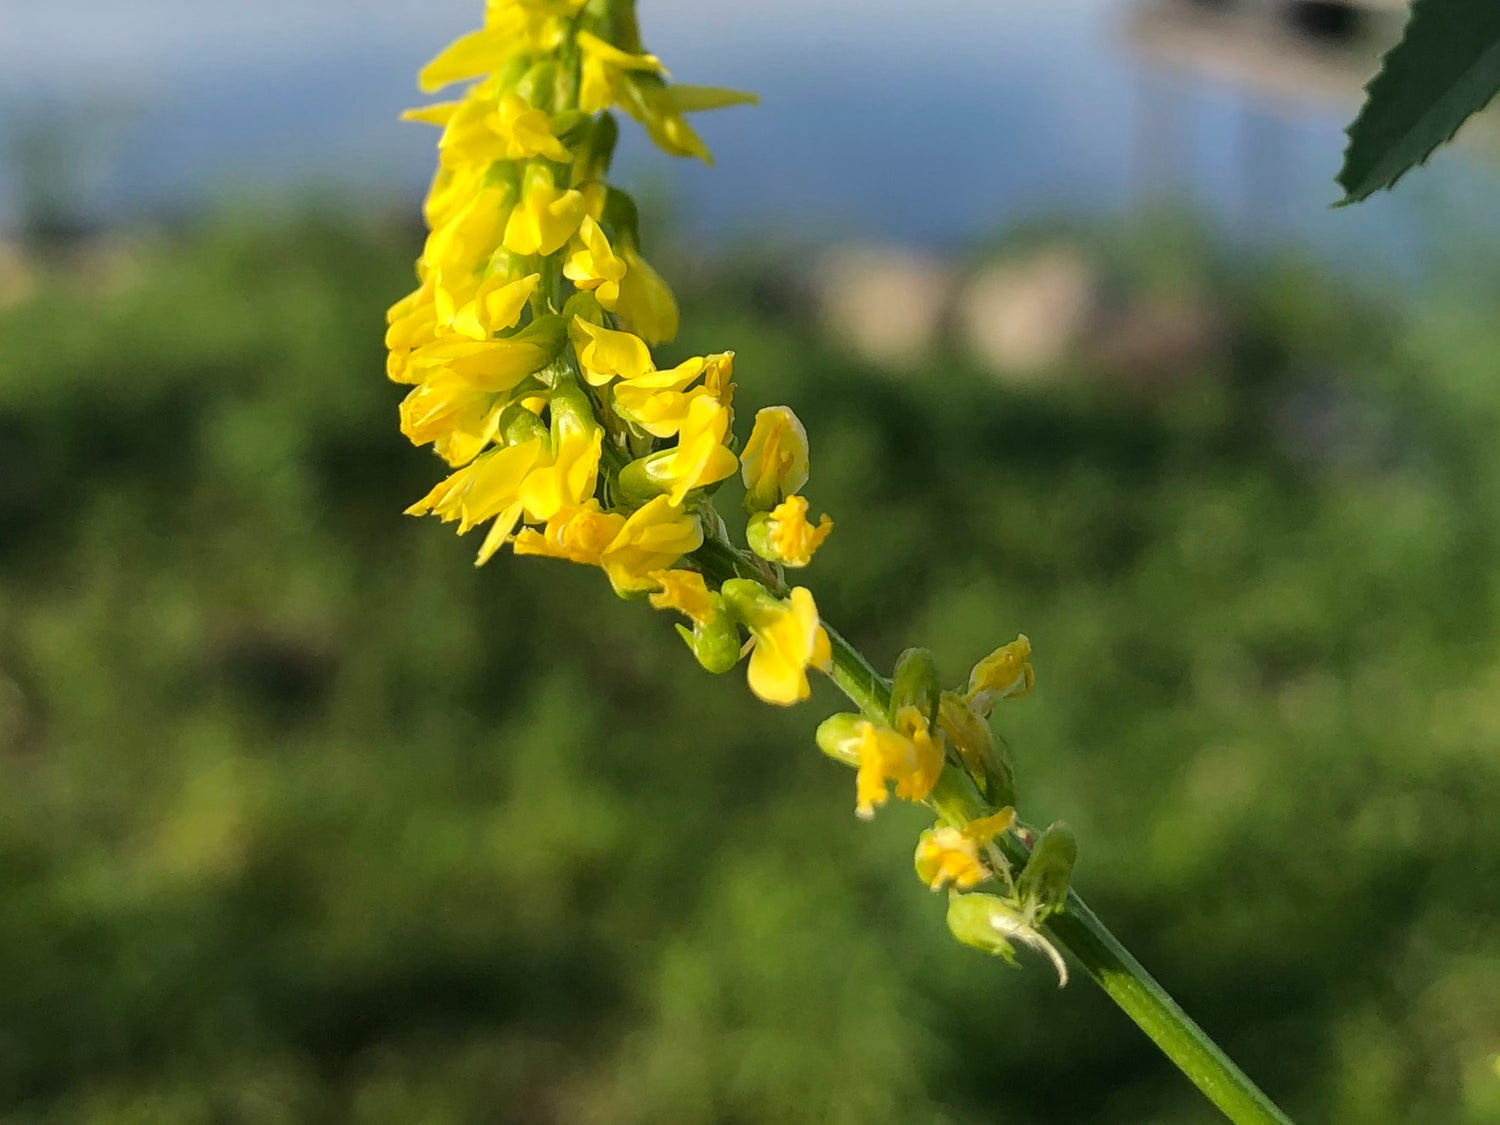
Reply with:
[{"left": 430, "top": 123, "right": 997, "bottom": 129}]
[{"left": 391, "top": 0, "right": 1073, "bottom": 973}]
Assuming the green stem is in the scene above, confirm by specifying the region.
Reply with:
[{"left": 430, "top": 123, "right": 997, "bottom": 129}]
[{"left": 691, "top": 546, "right": 1295, "bottom": 1125}]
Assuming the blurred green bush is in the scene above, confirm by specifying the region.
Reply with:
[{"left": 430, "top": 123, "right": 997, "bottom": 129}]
[{"left": 1, "top": 211, "right": 1498, "bottom": 1124}]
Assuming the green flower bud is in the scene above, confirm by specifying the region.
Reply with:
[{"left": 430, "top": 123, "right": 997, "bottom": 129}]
[
  {"left": 1016, "top": 821, "right": 1077, "bottom": 923},
  {"left": 815, "top": 712, "right": 865, "bottom": 767},
  {"left": 945, "top": 892, "right": 1022, "bottom": 967},
  {"left": 889, "top": 647, "right": 940, "bottom": 726}
]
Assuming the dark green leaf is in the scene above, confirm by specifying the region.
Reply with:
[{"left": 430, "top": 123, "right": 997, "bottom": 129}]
[{"left": 1339, "top": 0, "right": 1500, "bottom": 203}]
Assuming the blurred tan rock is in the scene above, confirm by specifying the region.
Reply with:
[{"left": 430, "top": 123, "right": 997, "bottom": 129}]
[
  {"left": 816, "top": 244, "right": 955, "bottom": 366},
  {"left": 0, "top": 242, "right": 36, "bottom": 309},
  {"left": 957, "top": 247, "right": 1100, "bottom": 382}
]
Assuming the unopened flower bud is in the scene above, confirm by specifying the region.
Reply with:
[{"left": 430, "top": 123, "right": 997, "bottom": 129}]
[
  {"left": 889, "top": 647, "right": 941, "bottom": 726},
  {"left": 966, "top": 635, "right": 1034, "bottom": 717},
  {"left": 1016, "top": 821, "right": 1077, "bottom": 923}
]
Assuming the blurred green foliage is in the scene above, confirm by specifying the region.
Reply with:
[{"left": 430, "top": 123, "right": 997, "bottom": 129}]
[{"left": 2, "top": 211, "right": 1500, "bottom": 1124}]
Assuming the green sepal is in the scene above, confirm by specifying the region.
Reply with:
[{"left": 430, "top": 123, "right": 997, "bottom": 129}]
[
  {"left": 719, "top": 578, "right": 782, "bottom": 627},
  {"left": 675, "top": 611, "right": 741, "bottom": 675},
  {"left": 745, "top": 511, "right": 776, "bottom": 563},
  {"left": 497, "top": 402, "right": 548, "bottom": 447},
  {"left": 815, "top": 713, "right": 864, "bottom": 767},
  {"left": 1016, "top": 822, "right": 1077, "bottom": 923},
  {"left": 945, "top": 892, "right": 1022, "bottom": 967},
  {"left": 615, "top": 452, "right": 671, "bottom": 505}
]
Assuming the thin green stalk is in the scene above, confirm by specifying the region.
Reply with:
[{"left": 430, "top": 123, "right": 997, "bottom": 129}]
[{"left": 692, "top": 546, "right": 1295, "bottom": 1125}]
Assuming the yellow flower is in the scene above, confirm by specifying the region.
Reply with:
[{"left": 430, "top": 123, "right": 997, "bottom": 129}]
[
  {"left": 513, "top": 500, "right": 627, "bottom": 566},
  {"left": 422, "top": 183, "right": 515, "bottom": 320},
  {"left": 631, "top": 393, "right": 738, "bottom": 505},
  {"left": 965, "top": 635, "right": 1034, "bottom": 716},
  {"left": 723, "top": 582, "right": 830, "bottom": 706},
  {"left": 449, "top": 272, "right": 539, "bottom": 340},
  {"left": 493, "top": 92, "right": 571, "bottom": 162},
  {"left": 741, "top": 406, "right": 810, "bottom": 513},
  {"left": 912, "top": 809, "right": 1017, "bottom": 890},
  {"left": 503, "top": 165, "right": 586, "bottom": 256},
  {"left": 702, "top": 351, "right": 736, "bottom": 406},
  {"left": 600, "top": 495, "right": 704, "bottom": 594},
  {"left": 386, "top": 281, "right": 441, "bottom": 384},
  {"left": 407, "top": 315, "right": 566, "bottom": 394},
  {"left": 518, "top": 422, "right": 602, "bottom": 523},
  {"left": 851, "top": 721, "right": 922, "bottom": 819},
  {"left": 417, "top": 2, "right": 584, "bottom": 92},
  {"left": 759, "top": 495, "right": 833, "bottom": 568},
  {"left": 570, "top": 318, "right": 654, "bottom": 385},
  {"left": 611, "top": 357, "right": 708, "bottom": 437},
  {"left": 576, "top": 30, "right": 667, "bottom": 114},
  {"left": 398, "top": 369, "right": 501, "bottom": 464},
  {"left": 892, "top": 704, "right": 944, "bottom": 802},
  {"left": 648, "top": 569, "right": 717, "bottom": 625},
  {"left": 915, "top": 828, "right": 987, "bottom": 891},
  {"left": 614, "top": 245, "right": 679, "bottom": 344},
  {"left": 404, "top": 438, "right": 547, "bottom": 568},
  {"left": 563, "top": 216, "right": 627, "bottom": 309}
]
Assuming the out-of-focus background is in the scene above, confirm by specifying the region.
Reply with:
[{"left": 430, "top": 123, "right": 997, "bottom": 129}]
[{"left": 3, "top": 1, "right": 1500, "bottom": 1122}]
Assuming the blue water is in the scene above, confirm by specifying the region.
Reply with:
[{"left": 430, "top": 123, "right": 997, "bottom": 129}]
[{"left": 0, "top": 0, "right": 1490, "bottom": 266}]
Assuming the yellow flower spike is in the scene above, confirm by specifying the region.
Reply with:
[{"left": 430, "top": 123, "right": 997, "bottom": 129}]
[
  {"left": 513, "top": 500, "right": 627, "bottom": 566},
  {"left": 721, "top": 581, "right": 827, "bottom": 706},
  {"left": 750, "top": 495, "right": 833, "bottom": 568},
  {"left": 570, "top": 318, "right": 655, "bottom": 385},
  {"left": 965, "top": 635, "right": 1035, "bottom": 717},
  {"left": 493, "top": 92, "right": 571, "bottom": 162},
  {"left": 563, "top": 217, "right": 628, "bottom": 309},
  {"left": 915, "top": 827, "right": 989, "bottom": 892},
  {"left": 611, "top": 357, "right": 708, "bottom": 437},
  {"left": 449, "top": 273, "right": 540, "bottom": 341},
  {"left": 648, "top": 569, "right": 717, "bottom": 625},
  {"left": 503, "top": 166, "right": 587, "bottom": 257},
  {"left": 614, "top": 245, "right": 680, "bottom": 344},
  {"left": 600, "top": 495, "right": 705, "bottom": 595},
  {"left": 741, "top": 406, "right": 811, "bottom": 513}
]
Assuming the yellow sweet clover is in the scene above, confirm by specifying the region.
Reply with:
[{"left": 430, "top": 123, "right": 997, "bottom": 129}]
[{"left": 393, "top": 0, "right": 1059, "bottom": 977}]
